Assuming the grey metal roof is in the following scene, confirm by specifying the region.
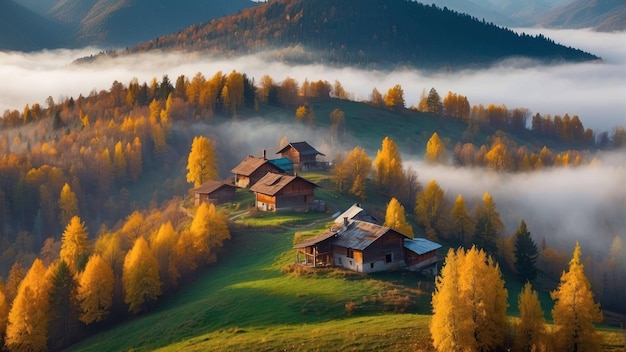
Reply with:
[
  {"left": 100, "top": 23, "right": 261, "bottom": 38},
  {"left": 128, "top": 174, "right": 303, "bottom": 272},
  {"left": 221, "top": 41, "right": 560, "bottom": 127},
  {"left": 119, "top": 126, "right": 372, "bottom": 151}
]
[
  {"left": 249, "top": 172, "right": 317, "bottom": 196},
  {"left": 276, "top": 141, "right": 325, "bottom": 156},
  {"left": 192, "top": 180, "right": 236, "bottom": 194},
  {"left": 334, "top": 203, "right": 377, "bottom": 224},
  {"left": 404, "top": 238, "right": 442, "bottom": 255}
]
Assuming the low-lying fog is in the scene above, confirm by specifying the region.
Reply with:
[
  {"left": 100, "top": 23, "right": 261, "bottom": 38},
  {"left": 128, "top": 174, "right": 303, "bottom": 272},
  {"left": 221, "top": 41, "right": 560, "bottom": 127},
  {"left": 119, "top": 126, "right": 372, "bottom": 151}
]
[{"left": 0, "top": 28, "right": 624, "bottom": 132}]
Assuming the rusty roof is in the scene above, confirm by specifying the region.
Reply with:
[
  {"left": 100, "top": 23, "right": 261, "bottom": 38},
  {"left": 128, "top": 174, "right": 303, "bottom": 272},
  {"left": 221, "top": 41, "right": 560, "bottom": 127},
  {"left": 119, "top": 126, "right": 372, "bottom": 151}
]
[
  {"left": 249, "top": 172, "right": 317, "bottom": 196},
  {"left": 276, "top": 141, "right": 325, "bottom": 156},
  {"left": 192, "top": 180, "right": 236, "bottom": 194},
  {"left": 335, "top": 220, "right": 408, "bottom": 250},
  {"left": 231, "top": 156, "right": 282, "bottom": 176}
]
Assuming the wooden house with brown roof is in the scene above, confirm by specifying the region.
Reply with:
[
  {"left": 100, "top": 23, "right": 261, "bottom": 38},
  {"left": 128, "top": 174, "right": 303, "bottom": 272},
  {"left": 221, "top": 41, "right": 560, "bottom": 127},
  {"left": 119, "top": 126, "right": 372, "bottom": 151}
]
[
  {"left": 231, "top": 156, "right": 285, "bottom": 188},
  {"left": 249, "top": 172, "right": 318, "bottom": 212},
  {"left": 192, "top": 180, "right": 237, "bottom": 206},
  {"left": 294, "top": 218, "right": 441, "bottom": 274},
  {"left": 276, "top": 141, "right": 325, "bottom": 171}
]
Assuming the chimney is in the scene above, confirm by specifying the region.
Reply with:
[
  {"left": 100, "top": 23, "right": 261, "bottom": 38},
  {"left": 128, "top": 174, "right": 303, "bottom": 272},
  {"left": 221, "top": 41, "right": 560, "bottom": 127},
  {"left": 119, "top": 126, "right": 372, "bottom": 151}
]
[
  {"left": 343, "top": 217, "right": 349, "bottom": 227},
  {"left": 263, "top": 149, "right": 267, "bottom": 160}
]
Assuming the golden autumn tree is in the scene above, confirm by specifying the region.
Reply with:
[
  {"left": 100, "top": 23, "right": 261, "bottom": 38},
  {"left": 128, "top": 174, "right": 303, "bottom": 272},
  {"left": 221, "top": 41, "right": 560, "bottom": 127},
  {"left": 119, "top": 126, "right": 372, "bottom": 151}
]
[
  {"left": 151, "top": 222, "right": 180, "bottom": 290},
  {"left": 430, "top": 246, "right": 508, "bottom": 352},
  {"left": 373, "top": 136, "right": 403, "bottom": 195},
  {"left": 113, "top": 141, "right": 127, "bottom": 181},
  {"left": 485, "top": 139, "right": 513, "bottom": 172},
  {"left": 60, "top": 216, "right": 91, "bottom": 273},
  {"left": 425, "top": 132, "right": 447, "bottom": 164},
  {"left": 122, "top": 237, "right": 161, "bottom": 314},
  {"left": 3, "top": 262, "right": 25, "bottom": 306},
  {"left": 551, "top": 242, "right": 602, "bottom": 351},
  {"left": 223, "top": 70, "right": 244, "bottom": 116},
  {"left": 415, "top": 179, "right": 447, "bottom": 240},
  {"left": 343, "top": 146, "right": 371, "bottom": 200},
  {"left": 384, "top": 84, "right": 405, "bottom": 111},
  {"left": 186, "top": 136, "right": 217, "bottom": 188},
  {"left": 58, "top": 183, "right": 79, "bottom": 228},
  {"left": 0, "top": 290, "right": 8, "bottom": 346},
  {"left": 190, "top": 203, "right": 230, "bottom": 265},
  {"left": 515, "top": 282, "right": 547, "bottom": 352},
  {"left": 450, "top": 194, "right": 474, "bottom": 246},
  {"left": 384, "top": 197, "right": 414, "bottom": 238},
  {"left": 77, "top": 254, "right": 114, "bottom": 325},
  {"left": 5, "top": 259, "right": 50, "bottom": 352}
]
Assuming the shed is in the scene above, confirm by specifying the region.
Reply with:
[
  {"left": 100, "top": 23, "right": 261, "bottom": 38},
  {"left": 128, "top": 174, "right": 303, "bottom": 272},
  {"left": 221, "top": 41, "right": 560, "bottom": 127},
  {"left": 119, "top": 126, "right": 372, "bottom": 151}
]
[
  {"left": 231, "top": 156, "right": 285, "bottom": 188},
  {"left": 249, "top": 172, "right": 318, "bottom": 212},
  {"left": 276, "top": 141, "right": 325, "bottom": 171},
  {"left": 404, "top": 238, "right": 442, "bottom": 275},
  {"left": 192, "top": 180, "right": 237, "bottom": 206}
]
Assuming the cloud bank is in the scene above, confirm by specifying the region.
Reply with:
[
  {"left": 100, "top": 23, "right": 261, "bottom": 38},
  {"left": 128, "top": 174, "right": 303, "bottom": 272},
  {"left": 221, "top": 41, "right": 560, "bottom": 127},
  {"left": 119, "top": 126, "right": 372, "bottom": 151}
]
[{"left": 0, "top": 28, "right": 624, "bottom": 132}]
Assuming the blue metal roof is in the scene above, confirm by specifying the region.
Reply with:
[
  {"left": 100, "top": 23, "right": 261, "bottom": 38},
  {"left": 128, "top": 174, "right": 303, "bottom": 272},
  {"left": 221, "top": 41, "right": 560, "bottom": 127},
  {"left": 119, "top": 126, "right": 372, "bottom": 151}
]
[
  {"left": 268, "top": 157, "right": 294, "bottom": 173},
  {"left": 404, "top": 238, "right": 442, "bottom": 255}
]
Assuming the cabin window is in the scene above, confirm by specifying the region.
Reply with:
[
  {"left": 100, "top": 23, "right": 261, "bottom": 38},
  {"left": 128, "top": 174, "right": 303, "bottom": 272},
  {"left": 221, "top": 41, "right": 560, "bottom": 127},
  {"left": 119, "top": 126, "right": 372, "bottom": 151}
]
[
  {"left": 347, "top": 248, "right": 354, "bottom": 258},
  {"left": 338, "top": 257, "right": 342, "bottom": 264},
  {"left": 370, "top": 263, "right": 374, "bottom": 269},
  {"left": 385, "top": 253, "right": 392, "bottom": 263}
]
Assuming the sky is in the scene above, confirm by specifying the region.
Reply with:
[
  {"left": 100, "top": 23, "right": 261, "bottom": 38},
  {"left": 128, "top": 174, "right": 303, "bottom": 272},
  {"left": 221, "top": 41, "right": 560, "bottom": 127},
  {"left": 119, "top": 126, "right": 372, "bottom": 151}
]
[{"left": 0, "top": 28, "right": 624, "bottom": 132}]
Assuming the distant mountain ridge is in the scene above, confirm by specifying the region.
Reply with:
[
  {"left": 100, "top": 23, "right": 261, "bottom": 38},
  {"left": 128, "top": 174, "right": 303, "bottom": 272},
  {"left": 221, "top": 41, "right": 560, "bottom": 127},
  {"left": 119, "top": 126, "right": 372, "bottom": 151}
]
[
  {"left": 0, "top": 0, "right": 71, "bottom": 51},
  {"left": 106, "top": 0, "right": 599, "bottom": 70},
  {"left": 537, "top": 0, "right": 626, "bottom": 32},
  {"left": 49, "top": 0, "right": 256, "bottom": 47}
]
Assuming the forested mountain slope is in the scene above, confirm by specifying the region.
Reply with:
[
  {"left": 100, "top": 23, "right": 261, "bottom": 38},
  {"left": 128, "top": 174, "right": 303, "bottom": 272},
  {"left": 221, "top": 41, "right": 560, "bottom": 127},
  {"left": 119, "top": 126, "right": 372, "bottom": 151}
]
[
  {"left": 48, "top": 0, "right": 255, "bottom": 47},
  {"left": 116, "top": 0, "right": 598, "bottom": 70},
  {"left": 0, "top": 0, "right": 71, "bottom": 51},
  {"left": 536, "top": 0, "right": 626, "bottom": 32}
]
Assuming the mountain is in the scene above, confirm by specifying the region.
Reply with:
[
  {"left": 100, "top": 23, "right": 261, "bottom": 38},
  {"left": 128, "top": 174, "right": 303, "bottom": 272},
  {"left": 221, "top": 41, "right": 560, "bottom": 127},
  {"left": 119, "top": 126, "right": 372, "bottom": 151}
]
[
  {"left": 112, "top": 0, "right": 598, "bottom": 70},
  {"left": 0, "top": 0, "right": 71, "bottom": 51},
  {"left": 11, "top": 0, "right": 57, "bottom": 15},
  {"left": 537, "top": 0, "right": 626, "bottom": 32},
  {"left": 49, "top": 0, "right": 256, "bottom": 47}
]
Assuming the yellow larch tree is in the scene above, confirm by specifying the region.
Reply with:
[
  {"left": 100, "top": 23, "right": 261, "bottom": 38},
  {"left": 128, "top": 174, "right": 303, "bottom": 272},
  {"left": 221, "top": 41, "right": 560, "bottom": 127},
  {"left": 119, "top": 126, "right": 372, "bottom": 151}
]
[
  {"left": 431, "top": 246, "right": 508, "bottom": 352},
  {"left": 190, "top": 203, "right": 230, "bottom": 265},
  {"left": 0, "top": 290, "right": 8, "bottom": 346},
  {"left": 122, "top": 237, "right": 161, "bottom": 314},
  {"left": 415, "top": 179, "right": 447, "bottom": 241},
  {"left": 113, "top": 141, "right": 127, "bottom": 181},
  {"left": 60, "top": 216, "right": 91, "bottom": 273},
  {"left": 3, "top": 262, "right": 25, "bottom": 306},
  {"left": 119, "top": 210, "right": 146, "bottom": 252},
  {"left": 343, "top": 146, "right": 371, "bottom": 200},
  {"left": 186, "top": 136, "right": 218, "bottom": 188},
  {"left": 425, "top": 132, "right": 447, "bottom": 164},
  {"left": 58, "top": 183, "right": 79, "bottom": 228},
  {"left": 551, "top": 241, "right": 602, "bottom": 351},
  {"left": 450, "top": 194, "right": 474, "bottom": 246},
  {"left": 77, "top": 254, "right": 114, "bottom": 325},
  {"left": 5, "top": 259, "right": 50, "bottom": 352},
  {"left": 515, "top": 282, "right": 547, "bottom": 352},
  {"left": 224, "top": 70, "right": 244, "bottom": 116},
  {"left": 384, "top": 84, "right": 405, "bottom": 111},
  {"left": 384, "top": 197, "right": 414, "bottom": 238},
  {"left": 150, "top": 222, "right": 180, "bottom": 290},
  {"left": 485, "top": 139, "right": 513, "bottom": 172},
  {"left": 373, "top": 136, "right": 403, "bottom": 195}
]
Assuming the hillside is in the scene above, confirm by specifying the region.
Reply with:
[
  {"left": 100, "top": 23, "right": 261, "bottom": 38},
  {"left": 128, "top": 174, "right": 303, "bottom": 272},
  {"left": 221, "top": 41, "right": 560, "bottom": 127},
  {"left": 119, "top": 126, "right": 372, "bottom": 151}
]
[
  {"left": 0, "top": 0, "right": 71, "bottom": 51},
  {"left": 537, "top": 0, "right": 626, "bottom": 32},
  {"left": 114, "top": 0, "right": 598, "bottom": 70},
  {"left": 48, "top": 0, "right": 255, "bottom": 47}
]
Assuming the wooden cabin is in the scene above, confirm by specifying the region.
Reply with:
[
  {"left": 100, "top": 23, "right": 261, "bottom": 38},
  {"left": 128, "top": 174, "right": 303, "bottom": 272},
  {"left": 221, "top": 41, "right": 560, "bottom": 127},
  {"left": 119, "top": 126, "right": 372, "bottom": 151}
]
[
  {"left": 249, "top": 172, "right": 318, "bottom": 212},
  {"left": 276, "top": 141, "right": 325, "bottom": 171},
  {"left": 192, "top": 180, "right": 237, "bottom": 206},
  {"left": 231, "top": 156, "right": 285, "bottom": 188},
  {"left": 295, "top": 207, "right": 441, "bottom": 274}
]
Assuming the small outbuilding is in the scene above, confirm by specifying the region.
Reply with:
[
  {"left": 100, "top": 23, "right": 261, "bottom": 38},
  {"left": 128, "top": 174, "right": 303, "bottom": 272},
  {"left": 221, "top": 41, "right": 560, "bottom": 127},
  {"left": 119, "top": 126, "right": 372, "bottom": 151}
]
[
  {"left": 276, "top": 141, "right": 325, "bottom": 171},
  {"left": 192, "top": 180, "right": 237, "bottom": 206},
  {"left": 249, "top": 172, "right": 318, "bottom": 212},
  {"left": 334, "top": 203, "right": 380, "bottom": 225}
]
